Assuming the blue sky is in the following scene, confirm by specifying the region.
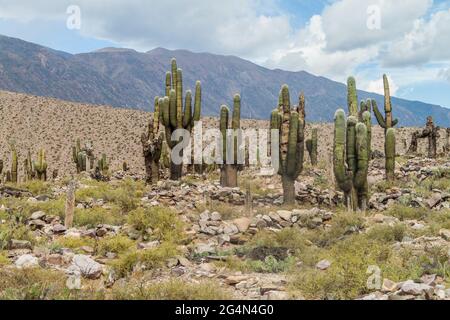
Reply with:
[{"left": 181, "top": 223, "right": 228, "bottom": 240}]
[{"left": 0, "top": 0, "right": 449, "bottom": 108}]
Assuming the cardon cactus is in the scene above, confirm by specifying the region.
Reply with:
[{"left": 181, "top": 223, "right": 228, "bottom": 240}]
[
  {"left": 385, "top": 128, "right": 396, "bottom": 181},
  {"left": 373, "top": 75, "right": 399, "bottom": 131},
  {"left": 333, "top": 77, "right": 372, "bottom": 211},
  {"left": 34, "top": 149, "right": 48, "bottom": 181},
  {"left": 11, "top": 149, "right": 18, "bottom": 183},
  {"left": 306, "top": 128, "right": 318, "bottom": 166},
  {"left": 219, "top": 94, "right": 241, "bottom": 187},
  {"left": 160, "top": 58, "right": 202, "bottom": 180},
  {"left": 270, "top": 85, "right": 305, "bottom": 204},
  {"left": 72, "top": 139, "right": 87, "bottom": 173},
  {"left": 333, "top": 110, "right": 370, "bottom": 211},
  {"left": 97, "top": 153, "right": 109, "bottom": 175},
  {"left": 25, "top": 151, "right": 34, "bottom": 181},
  {"left": 141, "top": 96, "right": 164, "bottom": 184}
]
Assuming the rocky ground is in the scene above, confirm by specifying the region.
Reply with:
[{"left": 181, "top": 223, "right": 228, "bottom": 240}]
[{"left": 0, "top": 154, "right": 449, "bottom": 300}]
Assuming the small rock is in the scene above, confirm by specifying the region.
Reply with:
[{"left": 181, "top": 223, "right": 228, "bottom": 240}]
[
  {"left": 233, "top": 217, "right": 251, "bottom": 233},
  {"left": 15, "top": 254, "right": 39, "bottom": 268},
  {"left": 400, "top": 280, "right": 433, "bottom": 296},
  {"left": 71, "top": 254, "right": 103, "bottom": 279},
  {"left": 8, "top": 239, "right": 32, "bottom": 250},
  {"left": 225, "top": 275, "right": 249, "bottom": 285},
  {"left": 52, "top": 224, "right": 67, "bottom": 234},
  {"left": 30, "top": 211, "right": 46, "bottom": 220},
  {"left": 316, "top": 259, "right": 331, "bottom": 270},
  {"left": 210, "top": 212, "right": 222, "bottom": 221},
  {"left": 277, "top": 210, "right": 292, "bottom": 221},
  {"left": 381, "top": 278, "right": 398, "bottom": 292},
  {"left": 266, "top": 290, "right": 289, "bottom": 300},
  {"left": 439, "top": 229, "right": 450, "bottom": 241}
]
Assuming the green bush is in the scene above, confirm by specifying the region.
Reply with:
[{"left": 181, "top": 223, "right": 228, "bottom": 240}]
[
  {"left": 97, "top": 235, "right": 135, "bottom": 256},
  {"left": 73, "top": 206, "right": 125, "bottom": 228}
]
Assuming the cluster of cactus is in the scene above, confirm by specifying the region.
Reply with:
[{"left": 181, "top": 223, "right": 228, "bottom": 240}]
[
  {"left": 219, "top": 94, "right": 242, "bottom": 187},
  {"left": 160, "top": 58, "right": 202, "bottom": 180},
  {"left": 306, "top": 128, "right": 318, "bottom": 166},
  {"left": 333, "top": 77, "right": 372, "bottom": 211},
  {"left": 270, "top": 85, "right": 305, "bottom": 205},
  {"left": 33, "top": 149, "right": 48, "bottom": 181},
  {"left": 72, "top": 139, "right": 87, "bottom": 173},
  {"left": 373, "top": 75, "right": 399, "bottom": 131},
  {"left": 141, "top": 96, "right": 164, "bottom": 184},
  {"left": 97, "top": 154, "right": 109, "bottom": 175},
  {"left": 407, "top": 116, "right": 440, "bottom": 158}
]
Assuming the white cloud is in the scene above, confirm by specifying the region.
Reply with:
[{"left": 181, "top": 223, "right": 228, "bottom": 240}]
[
  {"left": 321, "top": 0, "right": 432, "bottom": 52},
  {"left": 365, "top": 76, "right": 398, "bottom": 95}
]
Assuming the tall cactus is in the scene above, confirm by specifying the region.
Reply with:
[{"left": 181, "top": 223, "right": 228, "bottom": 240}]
[
  {"left": 270, "top": 85, "right": 305, "bottom": 204},
  {"left": 11, "top": 149, "right": 18, "bottom": 183},
  {"left": 160, "top": 58, "right": 202, "bottom": 180},
  {"left": 306, "top": 128, "right": 318, "bottom": 166},
  {"left": 34, "top": 149, "right": 48, "bottom": 181},
  {"left": 142, "top": 96, "right": 164, "bottom": 184},
  {"left": 385, "top": 128, "right": 396, "bottom": 181},
  {"left": 219, "top": 94, "right": 241, "bottom": 187},
  {"left": 72, "top": 139, "right": 87, "bottom": 173},
  {"left": 25, "top": 151, "right": 34, "bottom": 181},
  {"left": 333, "top": 77, "right": 372, "bottom": 211},
  {"left": 97, "top": 153, "right": 109, "bottom": 175},
  {"left": 373, "top": 74, "right": 399, "bottom": 131}
]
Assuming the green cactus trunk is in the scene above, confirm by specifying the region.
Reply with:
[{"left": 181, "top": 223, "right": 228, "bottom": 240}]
[
  {"left": 306, "top": 128, "right": 318, "bottom": 166},
  {"left": 219, "top": 94, "right": 241, "bottom": 188},
  {"left": 142, "top": 97, "right": 164, "bottom": 184},
  {"left": 161, "top": 58, "right": 202, "bottom": 181},
  {"left": 333, "top": 77, "right": 371, "bottom": 212},
  {"left": 271, "top": 85, "right": 305, "bottom": 205},
  {"left": 373, "top": 75, "right": 399, "bottom": 132},
  {"left": 34, "top": 149, "right": 48, "bottom": 181},
  {"left": 11, "top": 149, "right": 18, "bottom": 183},
  {"left": 385, "top": 128, "right": 396, "bottom": 181}
]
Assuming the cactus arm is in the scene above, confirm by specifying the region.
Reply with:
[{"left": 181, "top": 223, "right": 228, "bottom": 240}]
[
  {"left": 333, "top": 109, "right": 352, "bottom": 193},
  {"left": 161, "top": 96, "right": 170, "bottom": 127},
  {"left": 193, "top": 81, "right": 202, "bottom": 123},
  {"left": 165, "top": 72, "right": 171, "bottom": 97},
  {"left": 347, "top": 77, "right": 358, "bottom": 117},
  {"left": 152, "top": 97, "right": 160, "bottom": 138},
  {"left": 372, "top": 100, "right": 387, "bottom": 128},
  {"left": 169, "top": 89, "right": 177, "bottom": 128},
  {"left": 385, "top": 128, "right": 396, "bottom": 181},
  {"left": 183, "top": 90, "right": 192, "bottom": 129},
  {"left": 286, "top": 111, "right": 299, "bottom": 178},
  {"left": 295, "top": 115, "right": 305, "bottom": 175},
  {"left": 171, "top": 58, "right": 177, "bottom": 90},
  {"left": 298, "top": 92, "right": 306, "bottom": 121},
  {"left": 176, "top": 68, "right": 183, "bottom": 128},
  {"left": 354, "top": 123, "right": 369, "bottom": 189},
  {"left": 220, "top": 105, "right": 229, "bottom": 163},
  {"left": 362, "top": 111, "right": 372, "bottom": 156},
  {"left": 346, "top": 116, "right": 358, "bottom": 176}
]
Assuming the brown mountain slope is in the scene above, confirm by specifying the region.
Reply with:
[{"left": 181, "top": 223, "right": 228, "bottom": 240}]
[{"left": 0, "top": 90, "right": 446, "bottom": 180}]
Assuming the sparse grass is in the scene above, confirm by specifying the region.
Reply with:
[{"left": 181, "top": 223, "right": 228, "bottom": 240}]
[
  {"left": 0, "top": 220, "right": 35, "bottom": 250},
  {"left": 290, "top": 235, "right": 424, "bottom": 300},
  {"left": 0, "top": 251, "right": 10, "bottom": 265},
  {"left": 384, "top": 204, "right": 431, "bottom": 221},
  {"left": 111, "top": 242, "right": 179, "bottom": 277},
  {"left": 53, "top": 236, "right": 95, "bottom": 251},
  {"left": 73, "top": 206, "right": 125, "bottom": 228},
  {"left": 76, "top": 178, "right": 144, "bottom": 213},
  {"left": 97, "top": 235, "right": 135, "bottom": 256},
  {"left": 127, "top": 207, "right": 184, "bottom": 242},
  {"left": 15, "top": 180, "right": 52, "bottom": 195},
  {"left": 366, "top": 224, "right": 407, "bottom": 243},
  {"left": 0, "top": 268, "right": 103, "bottom": 300},
  {"left": 112, "top": 278, "right": 231, "bottom": 300},
  {"left": 0, "top": 197, "right": 66, "bottom": 220}
]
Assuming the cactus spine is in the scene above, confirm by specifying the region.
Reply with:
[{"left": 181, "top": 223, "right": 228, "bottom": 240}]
[
  {"left": 333, "top": 77, "right": 371, "bottom": 211},
  {"left": 34, "top": 149, "right": 48, "bottom": 181},
  {"left": 306, "top": 128, "right": 318, "bottom": 166},
  {"left": 219, "top": 94, "right": 241, "bottom": 187},
  {"left": 373, "top": 74, "right": 399, "bottom": 131},
  {"left": 270, "top": 85, "right": 305, "bottom": 204},
  {"left": 160, "top": 58, "right": 202, "bottom": 180},
  {"left": 142, "top": 96, "right": 164, "bottom": 184}
]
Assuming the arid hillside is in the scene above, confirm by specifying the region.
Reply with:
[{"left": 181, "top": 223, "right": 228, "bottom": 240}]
[{"left": 0, "top": 90, "right": 448, "bottom": 180}]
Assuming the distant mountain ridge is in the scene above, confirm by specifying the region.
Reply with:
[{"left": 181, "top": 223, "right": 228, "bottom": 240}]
[{"left": 0, "top": 34, "right": 449, "bottom": 126}]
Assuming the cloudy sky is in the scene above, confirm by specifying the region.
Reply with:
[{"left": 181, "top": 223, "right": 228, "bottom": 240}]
[{"left": 1, "top": 0, "right": 450, "bottom": 108}]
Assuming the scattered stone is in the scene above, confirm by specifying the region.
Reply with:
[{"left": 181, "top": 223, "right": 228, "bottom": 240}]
[
  {"left": 233, "top": 217, "right": 251, "bottom": 233},
  {"left": 400, "top": 280, "right": 433, "bottom": 296},
  {"left": 316, "top": 259, "right": 331, "bottom": 270},
  {"left": 15, "top": 254, "right": 39, "bottom": 268},
  {"left": 8, "top": 239, "right": 32, "bottom": 250},
  {"left": 71, "top": 254, "right": 103, "bottom": 279}
]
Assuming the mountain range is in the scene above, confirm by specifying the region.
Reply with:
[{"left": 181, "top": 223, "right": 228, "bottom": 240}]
[{"left": 0, "top": 34, "right": 449, "bottom": 126}]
